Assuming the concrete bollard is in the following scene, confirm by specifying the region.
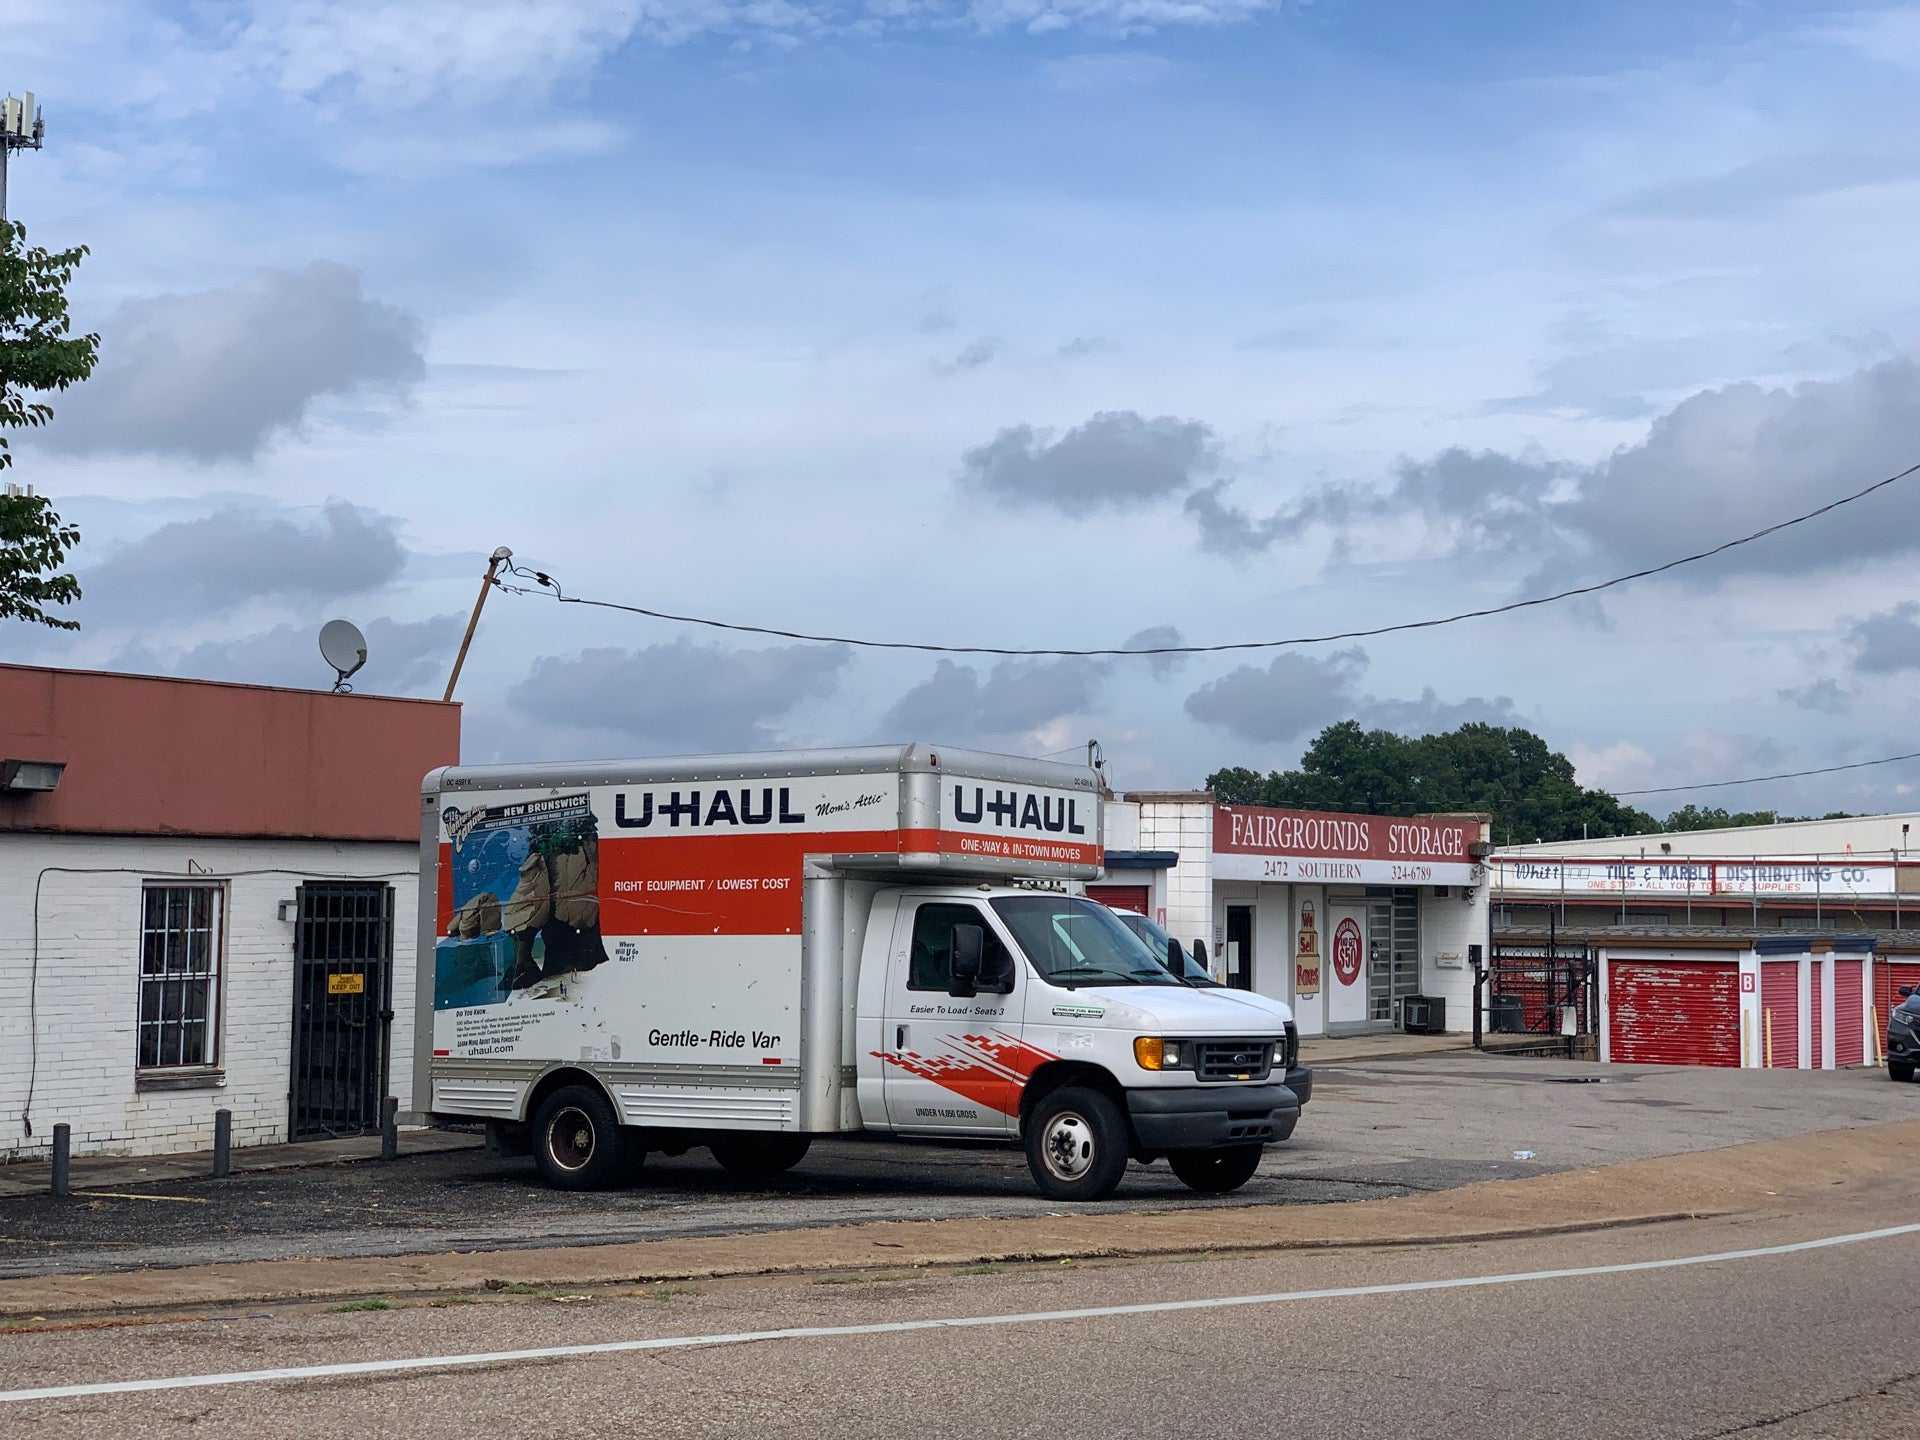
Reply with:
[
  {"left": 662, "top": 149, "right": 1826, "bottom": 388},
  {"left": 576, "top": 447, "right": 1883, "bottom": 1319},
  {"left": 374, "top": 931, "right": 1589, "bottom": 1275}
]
[
  {"left": 212, "top": 1109, "right": 232, "bottom": 1178},
  {"left": 381, "top": 1096, "right": 399, "bottom": 1161},
  {"left": 50, "top": 1123, "right": 71, "bottom": 1198}
]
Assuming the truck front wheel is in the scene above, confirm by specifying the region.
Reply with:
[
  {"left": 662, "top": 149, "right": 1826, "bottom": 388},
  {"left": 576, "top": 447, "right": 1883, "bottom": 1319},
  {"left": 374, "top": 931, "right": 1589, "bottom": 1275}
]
[
  {"left": 1168, "top": 1145, "right": 1264, "bottom": 1195},
  {"left": 1891, "top": 1060, "right": 1916, "bottom": 1083},
  {"left": 531, "top": 1085, "right": 624, "bottom": 1191},
  {"left": 710, "top": 1134, "right": 812, "bottom": 1180},
  {"left": 1024, "top": 1086, "right": 1129, "bottom": 1201}
]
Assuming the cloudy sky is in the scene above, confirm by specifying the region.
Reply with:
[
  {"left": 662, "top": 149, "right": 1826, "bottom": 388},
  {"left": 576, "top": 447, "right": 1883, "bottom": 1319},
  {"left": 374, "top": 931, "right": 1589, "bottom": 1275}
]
[{"left": 5, "top": 0, "right": 1920, "bottom": 817}]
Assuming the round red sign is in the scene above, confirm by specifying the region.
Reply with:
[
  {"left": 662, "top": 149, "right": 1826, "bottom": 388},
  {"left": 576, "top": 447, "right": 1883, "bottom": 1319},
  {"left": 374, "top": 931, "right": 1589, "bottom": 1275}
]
[{"left": 1332, "top": 918, "right": 1363, "bottom": 987}]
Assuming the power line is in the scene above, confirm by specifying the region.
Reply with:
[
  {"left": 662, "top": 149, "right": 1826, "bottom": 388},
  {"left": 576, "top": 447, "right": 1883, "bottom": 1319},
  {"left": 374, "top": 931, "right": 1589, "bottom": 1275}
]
[
  {"left": 1612, "top": 749, "right": 1920, "bottom": 798},
  {"left": 496, "top": 459, "right": 1920, "bottom": 657}
]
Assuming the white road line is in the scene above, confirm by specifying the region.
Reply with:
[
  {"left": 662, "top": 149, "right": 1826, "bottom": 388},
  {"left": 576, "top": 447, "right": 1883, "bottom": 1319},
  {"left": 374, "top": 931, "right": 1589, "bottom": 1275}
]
[{"left": 4, "top": 1221, "right": 1915, "bottom": 1405}]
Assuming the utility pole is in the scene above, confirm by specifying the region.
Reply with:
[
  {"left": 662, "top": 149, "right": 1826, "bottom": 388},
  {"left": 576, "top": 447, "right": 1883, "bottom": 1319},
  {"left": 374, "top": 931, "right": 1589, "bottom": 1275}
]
[
  {"left": 444, "top": 547, "right": 513, "bottom": 703},
  {"left": 0, "top": 91, "right": 45, "bottom": 224}
]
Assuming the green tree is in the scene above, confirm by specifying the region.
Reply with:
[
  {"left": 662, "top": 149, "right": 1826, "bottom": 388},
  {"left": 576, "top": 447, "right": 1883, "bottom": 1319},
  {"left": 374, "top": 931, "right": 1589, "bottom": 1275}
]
[
  {"left": 1661, "top": 804, "right": 1780, "bottom": 832},
  {"left": 1206, "top": 719, "right": 1660, "bottom": 844},
  {"left": 0, "top": 221, "right": 98, "bottom": 631},
  {"left": 1662, "top": 803, "right": 1856, "bottom": 830}
]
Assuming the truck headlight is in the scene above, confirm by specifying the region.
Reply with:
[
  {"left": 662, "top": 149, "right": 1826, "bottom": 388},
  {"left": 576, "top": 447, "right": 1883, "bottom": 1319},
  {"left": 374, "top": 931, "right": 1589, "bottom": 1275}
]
[
  {"left": 1893, "top": 1010, "right": 1917, "bottom": 1034},
  {"left": 1133, "top": 1037, "right": 1191, "bottom": 1071}
]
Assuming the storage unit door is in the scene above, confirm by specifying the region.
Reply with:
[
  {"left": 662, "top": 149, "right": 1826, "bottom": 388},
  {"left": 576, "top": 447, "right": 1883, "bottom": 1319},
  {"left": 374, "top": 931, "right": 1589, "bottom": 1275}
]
[
  {"left": 1086, "top": 885, "right": 1151, "bottom": 915},
  {"left": 1811, "top": 961, "right": 1825, "bottom": 1069},
  {"left": 1608, "top": 961, "right": 1739, "bottom": 1067},
  {"left": 1760, "top": 962, "right": 1799, "bottom": 1069},
  {"left": 1834, "top": 960, "right": 1865, "bottom": 1067},
  {"left": 1877, "top": 959, "right": 1920, "bottom": 1035}
]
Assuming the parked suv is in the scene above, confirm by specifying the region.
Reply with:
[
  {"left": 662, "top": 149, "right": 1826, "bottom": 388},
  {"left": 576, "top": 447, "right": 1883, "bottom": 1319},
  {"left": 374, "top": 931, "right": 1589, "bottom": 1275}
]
[{"left": 1890, "top": 986, "right": 1920, "bottom": 1082}]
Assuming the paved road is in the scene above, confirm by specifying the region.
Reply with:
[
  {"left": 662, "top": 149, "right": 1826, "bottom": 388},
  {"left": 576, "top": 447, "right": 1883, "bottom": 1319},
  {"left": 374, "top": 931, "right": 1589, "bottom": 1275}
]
[
  {"left": 5, "top": 1055, "right": 1912, "bottom": 1277},
  {"left": 3, "top": 1197, "right": 1916, "bottom": 1438}
]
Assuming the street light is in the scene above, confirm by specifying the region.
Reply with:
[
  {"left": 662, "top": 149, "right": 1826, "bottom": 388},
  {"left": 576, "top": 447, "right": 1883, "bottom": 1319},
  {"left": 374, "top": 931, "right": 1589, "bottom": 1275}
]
[{"left": 0, "top": 90, "right": 45, "bottom": 224}]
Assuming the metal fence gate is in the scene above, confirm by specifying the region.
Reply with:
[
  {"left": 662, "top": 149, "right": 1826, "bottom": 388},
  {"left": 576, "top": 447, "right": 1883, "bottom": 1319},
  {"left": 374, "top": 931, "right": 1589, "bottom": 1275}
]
[
  {"left": 290, "top": 881, "right": 396, "bottom": 1140},
  {"left": 1476, "top": 935, "right": 1597, "bottom": 1055}
]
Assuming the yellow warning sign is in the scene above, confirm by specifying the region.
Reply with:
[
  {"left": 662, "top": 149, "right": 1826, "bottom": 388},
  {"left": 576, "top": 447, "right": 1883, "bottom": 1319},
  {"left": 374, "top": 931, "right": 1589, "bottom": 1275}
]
[{"left": 327, "top": 973, "right": 366, "bottom": 996}]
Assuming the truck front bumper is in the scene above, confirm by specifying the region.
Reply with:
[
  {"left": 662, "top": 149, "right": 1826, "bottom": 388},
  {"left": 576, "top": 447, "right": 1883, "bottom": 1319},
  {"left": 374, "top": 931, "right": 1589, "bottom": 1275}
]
[
  {"left": 1125, "top": 1081, "right": 1301, "bottom": 1151},
  {"left": 1284, "top": 1064, "right": 1313, "bottom": 1107}
]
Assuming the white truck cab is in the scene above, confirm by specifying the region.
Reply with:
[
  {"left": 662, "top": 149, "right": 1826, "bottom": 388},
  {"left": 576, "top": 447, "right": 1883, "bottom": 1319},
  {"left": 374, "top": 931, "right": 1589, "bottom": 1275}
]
[{"left": 415, "top": 745, "right": 1311, "bottom": 1201}]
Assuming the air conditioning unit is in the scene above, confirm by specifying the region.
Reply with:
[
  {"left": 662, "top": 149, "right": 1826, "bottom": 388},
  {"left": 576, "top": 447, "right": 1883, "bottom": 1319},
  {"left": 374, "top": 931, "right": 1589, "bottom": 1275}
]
[{"left": 1402, "top": 995, "right": 1446, "bottom": 1034}]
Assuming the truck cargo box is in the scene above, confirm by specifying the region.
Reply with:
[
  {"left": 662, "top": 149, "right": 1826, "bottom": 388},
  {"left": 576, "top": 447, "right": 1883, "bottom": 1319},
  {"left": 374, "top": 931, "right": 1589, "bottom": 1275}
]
[{"left": 415, "top": 744, "right": 1104, "bottom": 1130}]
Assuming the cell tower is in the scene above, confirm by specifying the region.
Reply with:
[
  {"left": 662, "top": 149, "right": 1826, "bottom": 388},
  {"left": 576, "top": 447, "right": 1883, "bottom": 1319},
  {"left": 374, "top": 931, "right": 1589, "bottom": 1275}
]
[{"left": 0, "top": 91, "right": 45, "bottom": 224}]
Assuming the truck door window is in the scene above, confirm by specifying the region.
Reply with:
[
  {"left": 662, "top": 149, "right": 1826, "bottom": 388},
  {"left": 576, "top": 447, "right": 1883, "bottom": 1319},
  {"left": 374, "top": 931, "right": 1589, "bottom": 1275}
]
[{"left": 908, "top": 904, "right": 1014, "bottom": 993}]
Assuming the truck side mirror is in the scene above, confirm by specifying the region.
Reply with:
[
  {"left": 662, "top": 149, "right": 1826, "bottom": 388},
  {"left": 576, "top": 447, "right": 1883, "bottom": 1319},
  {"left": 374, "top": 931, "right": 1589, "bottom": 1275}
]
[
  {"left": 1166, "top": 937, "right": 1189, "bottom": 983},
  {"left": 1902, "top": 986, "right": 1915, "bottom": 999},
  {"left": 1192, "top": 939, "right": 1209, "bottom": 970},
  {"left": 949, "top": 924, "right": 984, "bottom": 998}
]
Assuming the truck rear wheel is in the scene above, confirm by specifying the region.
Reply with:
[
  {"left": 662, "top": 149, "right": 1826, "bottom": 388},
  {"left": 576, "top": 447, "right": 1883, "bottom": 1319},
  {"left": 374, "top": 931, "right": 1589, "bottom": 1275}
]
[
  {"left": 1168, "top": 1144, "right": 1264, "bottom": 1195},
  {"left": 531, "top": 1085, "right": 624, "bottom": 1191},
  {"left": 1024, "top": 1086, "right": 1129, "bottom": 1201},
  {"left": 710, "top": 1134, "right": 812, "bottom": 1180}
]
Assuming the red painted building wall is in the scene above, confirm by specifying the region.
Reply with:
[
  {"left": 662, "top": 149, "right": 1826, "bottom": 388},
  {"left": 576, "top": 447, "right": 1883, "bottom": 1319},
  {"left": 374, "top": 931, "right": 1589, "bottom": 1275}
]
[{"left": 0, "top": 664, "right": 459, "bottom": 843}]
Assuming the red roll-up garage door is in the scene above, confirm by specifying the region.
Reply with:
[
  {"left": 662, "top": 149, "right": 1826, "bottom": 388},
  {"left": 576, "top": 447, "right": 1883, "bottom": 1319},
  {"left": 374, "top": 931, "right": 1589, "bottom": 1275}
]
[
  {"left": 1834, "top": 960, "right": 1865, "bottom": 1067},
  {"left": 1087, "top": 885, "right": 1150, "bottom": 915},
  {"left": 1609, "top": 961, "right": 1740, "bottom": 1066},
  {"left": 1760, "top": 961, "right": 1799, "bottom": 1069},
  {"left": 1877, "top": 959, "right": 1920, "bottom": 1039}
]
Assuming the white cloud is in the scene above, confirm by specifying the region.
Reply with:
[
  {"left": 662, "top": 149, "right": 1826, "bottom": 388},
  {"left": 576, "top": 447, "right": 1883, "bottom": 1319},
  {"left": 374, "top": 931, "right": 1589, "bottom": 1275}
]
[
  {"left": 333, "top": 119, "right": 626, "bottom": 180},
  {"left": 73, "top": 500, "right": 409, "bottom": 624},
  {"left": 1568, "top": 739, "right": 1659, "bottom": 793},
  {"left": 959, "top": 410, "right": 1219, "bottom": 510},
  {"left": 43, "top": 263, "right": 423, "bottom": 462},
  {"left": 509, "top": 639, "right": 851, "bottom": 752},
  {"left": 238, "top": 0, "right": 649, "bottom": 107},
  {"left": 115, "top": 613, "right": 462, "bottom": 695},
  {"left": 1184, "top": 647, "right": 1519, "bottom": 745},
  {"left": 878, "top": 656, "right": 1110, "bottom": 743}
]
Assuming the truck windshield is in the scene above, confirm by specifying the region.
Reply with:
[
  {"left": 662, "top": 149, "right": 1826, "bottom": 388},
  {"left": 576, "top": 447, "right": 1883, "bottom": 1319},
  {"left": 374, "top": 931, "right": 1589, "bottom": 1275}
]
[
  {"left": 990, "top": 896, "right": 1182, "bottom": 988},
  {"left": 1116, "top": 911, "right": 1217, "bottom": 986}
]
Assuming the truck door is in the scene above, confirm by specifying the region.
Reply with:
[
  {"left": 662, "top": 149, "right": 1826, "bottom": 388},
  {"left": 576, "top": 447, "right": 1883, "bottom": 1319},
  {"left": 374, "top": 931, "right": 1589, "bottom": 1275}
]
[{"left": 878, "top": 897, "right": 1021, "bottom": 1137}]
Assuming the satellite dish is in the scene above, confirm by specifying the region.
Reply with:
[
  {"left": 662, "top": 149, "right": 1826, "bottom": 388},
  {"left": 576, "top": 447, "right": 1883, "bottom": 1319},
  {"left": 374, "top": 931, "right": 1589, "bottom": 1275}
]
[{"left": 319, "top": 619, "right": 368, "bottom": 693}]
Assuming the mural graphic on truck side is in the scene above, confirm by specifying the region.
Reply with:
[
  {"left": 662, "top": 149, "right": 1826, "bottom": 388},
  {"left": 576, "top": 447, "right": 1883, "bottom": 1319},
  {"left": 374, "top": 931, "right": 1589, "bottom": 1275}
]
[
  {"left": 872, "top": 1031, "right": 1059, "bottom": 1115},
  {"left": 436, "top": 793, "right": 609, "bottom": 1011}
]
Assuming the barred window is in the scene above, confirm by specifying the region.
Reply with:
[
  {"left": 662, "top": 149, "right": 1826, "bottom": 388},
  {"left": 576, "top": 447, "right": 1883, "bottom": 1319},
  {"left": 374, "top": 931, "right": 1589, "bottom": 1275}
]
[{"left": 138, "top": 885, "right": 223, "bottom": 1070}]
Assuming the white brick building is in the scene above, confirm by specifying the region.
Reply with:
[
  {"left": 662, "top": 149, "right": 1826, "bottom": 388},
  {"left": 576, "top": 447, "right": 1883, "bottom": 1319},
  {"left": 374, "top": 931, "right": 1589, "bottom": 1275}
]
[
  {"left": 1091, "top": 793, "right": 1492, "bottom": 1037},
  {"left": 0, "top": 664, "right": 458, "bottom": 1160}
]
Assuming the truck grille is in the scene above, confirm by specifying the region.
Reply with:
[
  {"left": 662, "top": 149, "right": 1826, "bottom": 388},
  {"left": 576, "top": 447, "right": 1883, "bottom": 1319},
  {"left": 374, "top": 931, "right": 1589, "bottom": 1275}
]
[{"left": 1194, "top": 1039, "right": 1275, "bottom": 1082}]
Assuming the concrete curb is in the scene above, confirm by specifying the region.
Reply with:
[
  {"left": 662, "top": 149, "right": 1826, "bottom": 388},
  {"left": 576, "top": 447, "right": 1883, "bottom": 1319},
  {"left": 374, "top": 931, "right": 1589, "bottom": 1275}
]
[
  {"left": 0, "top": 1212, "right": 1709, "bottom": 1322},
  {"left": 7, "top": 1116, "right": 1914, "bottom": 1319},
  {"left": 0, "top": 1131, "right": 483, "bottom": 1200}
]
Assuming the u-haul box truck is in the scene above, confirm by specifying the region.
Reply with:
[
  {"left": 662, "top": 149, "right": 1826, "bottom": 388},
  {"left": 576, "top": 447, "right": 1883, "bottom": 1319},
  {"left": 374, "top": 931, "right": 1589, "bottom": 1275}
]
[{"left": 415, "top": 744, "right": 1310, "bottom": 1200}]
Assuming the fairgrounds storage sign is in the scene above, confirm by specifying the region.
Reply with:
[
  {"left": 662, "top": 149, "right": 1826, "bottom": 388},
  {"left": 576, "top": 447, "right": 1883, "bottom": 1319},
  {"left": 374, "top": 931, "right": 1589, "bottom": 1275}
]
[{"left": 1212, "top": 805, "right": 1481, "bottom": 886}]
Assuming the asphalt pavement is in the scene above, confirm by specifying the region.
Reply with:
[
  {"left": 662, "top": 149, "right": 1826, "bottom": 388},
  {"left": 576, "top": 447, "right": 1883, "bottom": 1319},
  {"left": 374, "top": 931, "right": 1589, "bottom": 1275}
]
[
  {"left": 4, "top": 1054, "right": 1912, "bottom": 1278},
  {"left": 3, "top": 1196, "right": 1915, "bottom": 1438}
]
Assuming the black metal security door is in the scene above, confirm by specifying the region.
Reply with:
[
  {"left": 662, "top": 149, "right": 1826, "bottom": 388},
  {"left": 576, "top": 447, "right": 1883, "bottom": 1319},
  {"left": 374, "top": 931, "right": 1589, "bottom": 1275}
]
[
  {"left": 1481, "top": 935, "right": 1597, "bottom": 1052},
  {"left": 290, "top": 882, "right": 395, "bottom": 1140}
]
